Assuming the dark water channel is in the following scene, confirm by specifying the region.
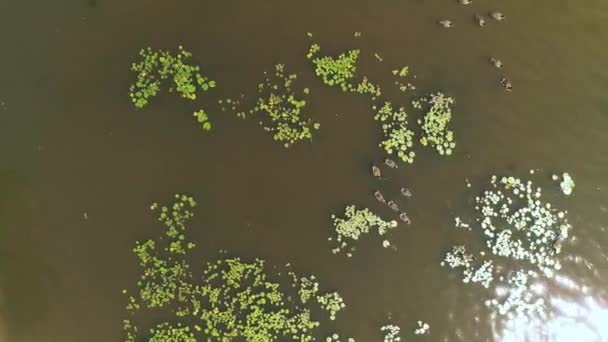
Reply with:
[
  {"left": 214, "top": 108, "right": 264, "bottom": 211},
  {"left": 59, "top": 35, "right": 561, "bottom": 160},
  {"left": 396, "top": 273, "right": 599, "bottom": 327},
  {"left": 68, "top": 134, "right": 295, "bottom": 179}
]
[{"left": 1, "top": 0, "right": 608, "bottom": 341}]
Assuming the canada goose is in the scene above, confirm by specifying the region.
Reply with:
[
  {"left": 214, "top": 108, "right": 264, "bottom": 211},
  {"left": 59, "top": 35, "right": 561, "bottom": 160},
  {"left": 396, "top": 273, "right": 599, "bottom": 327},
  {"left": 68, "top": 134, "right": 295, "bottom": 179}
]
[
  {"left": 490, "top": 58, "right": 503, "bottom": 68},
  {"left": 387, "top": 201, "right": 400, "bottom": 212},
  {"left": 438, "top": 20, "right": 454, "bottom": 28},
  {"left": 490, "top": 11, "right": 506, "bottom": 21},
  {"left": 400, "top": 187, "right": 413, "bottom": 198},
  {"left": 500, "top": 77, "right": 512, "bottom": 92},
  {"left": 372, "top": 165, "right": 382, "bottom": 178},
  {"left": 399, "top": 212, "right": 411, "bottom": 224},
  {"left": 384, "top": 158, "right": 398, "bottom": 169},
  {"left": 374, "top": 190, "right": 386, "bottom": 203}
]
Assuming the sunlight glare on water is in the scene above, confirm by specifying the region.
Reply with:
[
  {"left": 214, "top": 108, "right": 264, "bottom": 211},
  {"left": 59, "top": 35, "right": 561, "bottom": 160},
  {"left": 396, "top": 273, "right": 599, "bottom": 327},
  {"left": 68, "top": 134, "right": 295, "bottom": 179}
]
[{"left": 494, "top": 275, "right": 608, "bottom": 342}]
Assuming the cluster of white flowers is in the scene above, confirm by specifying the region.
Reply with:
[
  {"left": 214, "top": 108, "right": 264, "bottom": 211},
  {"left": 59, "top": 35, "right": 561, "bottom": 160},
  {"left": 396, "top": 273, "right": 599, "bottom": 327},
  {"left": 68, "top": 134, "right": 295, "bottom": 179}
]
[
  {"left": 380, "top": 324, "right": 401, "bottom": 342},
  {"left": 486, "top": 270, "right": 545, "bottom": 318},
  {"left": 441, "top": 245, "right": 473, "bottom": 268},
  {"left": 476, "top": 176, "right": 570, "bottom": 277},
  {"left": 553, "top": 172, "right": 575, "bottom": 195},
  {"left": 443, "top": 173, "right": 572, "bottom": 317},
  {"left": 463, "top": 260, "right": 494, "bottom": 288},
  {"left": 325, "top": 333, "right": 355, "bottom": 342},
  {"left": 454, "top": 216, "right": 471, "bottom": 230},
  {"left": 330, "top": 205, "right": 398, "bottom": 255},
  {"left": 414, "top": 321, "right": 430, "bottom": 335}
]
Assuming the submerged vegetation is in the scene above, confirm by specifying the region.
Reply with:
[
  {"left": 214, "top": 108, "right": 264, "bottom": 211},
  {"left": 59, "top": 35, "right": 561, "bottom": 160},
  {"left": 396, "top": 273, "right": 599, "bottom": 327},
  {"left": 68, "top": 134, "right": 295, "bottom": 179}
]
[
  {"left": 329, "top": 205, "right": 398, "bottom": 256},
  {"left": 414, "top": 92, "right": 456, "bottom": 156},
  {"left": 129, "top": 46, "right": 216, "bottom": 108},
  {"left": 442, "top": 174, "right": 572, "bottom": 318},
  {"left": 123, "top": 194, "right": 348, "bottom": 341},
  {"left": 373, "top": 102, "right": 416, "bottom": 164}
]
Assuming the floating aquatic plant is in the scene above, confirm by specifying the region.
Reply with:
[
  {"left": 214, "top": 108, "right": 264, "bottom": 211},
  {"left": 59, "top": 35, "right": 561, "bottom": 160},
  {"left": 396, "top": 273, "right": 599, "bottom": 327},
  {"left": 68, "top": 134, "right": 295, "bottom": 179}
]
[
  {"left": 330, "top": 205, "right": 398, "bottom": 256},
  {"left": 123, "top": 194, "right": 348, "bottom": 342},
  {"left": 316, "top": 292, "right": 346, "bottom": 320},
  {"left": 392, "top": 67, "right": 409, "bottom": 78},
  {"left": 381, "top": 324, "right": 401, "bottom": 342},
  {"left": 128, "top": 46, "right": 215, "bottom": 108},
  {"left": 307, "top": 43, "right": 381, "bottom": 98},
  {"left": 553, "top": 172, "right": 575, "bottom": 195},
  {"left": 243, "top": 64, "right": 319, "bottom": 147},
  {"left": 308, "top": 46, "right": 360, "bottom": 91},
  {"left": 373, "top": 102, "right": 416, "bottom": 164},
  {"left": 414, "top": 321, "right": 430, "bottom": 335},
  {"left": 415, "top": 92, "right": 456, "bottom": 156},
  {"left": 392, "top": 66, "right": 416, "bottom": 92},
  {"left": 148, "top": 322, "right": 196, "bottom": 342},
  {"left": 193, "top": 109, "right": 211, "bottom": 131},
  {"left": 442, "top": 174, "right": 573, "bottom": 318},
  {"left": 326, "top": 333, "right": 356, "bottom": 342}
]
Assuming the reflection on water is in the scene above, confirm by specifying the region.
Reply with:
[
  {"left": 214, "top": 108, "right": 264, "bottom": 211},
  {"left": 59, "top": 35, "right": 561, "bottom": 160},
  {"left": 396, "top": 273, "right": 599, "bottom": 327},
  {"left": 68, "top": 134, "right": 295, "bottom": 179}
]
[{"left": 493, "top": 274, "right": 608, "bottom": 342}]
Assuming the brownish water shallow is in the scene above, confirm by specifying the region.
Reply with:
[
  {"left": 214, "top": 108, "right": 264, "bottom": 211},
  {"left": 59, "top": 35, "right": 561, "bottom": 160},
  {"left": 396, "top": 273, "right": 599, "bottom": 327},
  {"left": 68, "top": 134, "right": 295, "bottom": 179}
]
[{"left": 1, "top": 0, "right": 608, "bottom": 341}]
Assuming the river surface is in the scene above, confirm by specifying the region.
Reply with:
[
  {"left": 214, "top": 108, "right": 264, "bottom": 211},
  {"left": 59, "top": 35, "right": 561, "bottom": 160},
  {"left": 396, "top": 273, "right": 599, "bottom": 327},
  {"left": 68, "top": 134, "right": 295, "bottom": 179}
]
[{"left": 1, "top": 0, "right": 608, "bottom": 341}]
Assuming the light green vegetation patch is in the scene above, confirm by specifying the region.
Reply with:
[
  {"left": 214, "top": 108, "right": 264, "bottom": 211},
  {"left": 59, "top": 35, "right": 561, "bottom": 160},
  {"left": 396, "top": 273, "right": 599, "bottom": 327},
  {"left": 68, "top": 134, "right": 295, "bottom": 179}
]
[
  {"left": 129, "top": 46, "right": 216, "bottom": 109},
  {"left": 307, "top": 45, "right": 359, "bottom": 91},
  {"left": 193, "top": 109, "right": 211, "bottom": 131},
  {"left": 123, "top": 194, "right": 347, "bottom": 342},
  {"left": 373, "top": 102, "right": 416, "bottom": 164},
  {"left": 442, "top": 175, "right": 572, "bottom": 318},
  {"left": 392, "top": 66, "right": 416, "bottom": 92},
  {"left": 148, "top": 322, "right": 196, "bottom": 342},
  {"left": 413, "top": 92, "right": 456, "bottom": 156},
  {"left": 307, "top": 43, "right": 381, "bottom": 98},
  {"left": 219, "top": 64, "right": 319, "bottom": 147},
  {"left": 329, "top": 205, "right": 398, "bottom": 256},
  {"left": 245, "top": 64, "right": 319, "bottom": 147}
]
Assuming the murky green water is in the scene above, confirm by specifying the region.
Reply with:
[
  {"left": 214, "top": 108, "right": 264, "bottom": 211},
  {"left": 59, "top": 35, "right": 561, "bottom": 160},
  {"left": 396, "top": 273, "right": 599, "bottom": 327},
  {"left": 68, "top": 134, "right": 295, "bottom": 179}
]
[{"left": 1, "top": 0, "right": 608, "bottom": 341}]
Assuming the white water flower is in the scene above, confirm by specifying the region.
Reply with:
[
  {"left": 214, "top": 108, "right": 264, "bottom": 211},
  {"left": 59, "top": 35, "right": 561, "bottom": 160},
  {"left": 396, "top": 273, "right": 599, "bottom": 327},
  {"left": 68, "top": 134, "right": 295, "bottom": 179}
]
[
  {"left": 445, "top": 174, "right": 572, "bottom": 317},
  {"left": 414, "top": 321, "right": 430, "bottom": 335},
  {"left": 381, "top": 324, "right": 401, "bottom": 342},
  {"left": 559, "top": 172, "right": 575, "bottom": 195}
]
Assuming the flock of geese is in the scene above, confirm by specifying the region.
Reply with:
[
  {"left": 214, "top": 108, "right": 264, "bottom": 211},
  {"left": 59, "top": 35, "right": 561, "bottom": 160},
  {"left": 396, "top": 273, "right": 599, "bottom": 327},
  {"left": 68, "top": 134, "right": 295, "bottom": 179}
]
[
  {"left": 438, "top": 2, "right": 512, "bottom": 92},
  {"left": 371, "top": 161, "right": 413, "bottom": 225}
]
